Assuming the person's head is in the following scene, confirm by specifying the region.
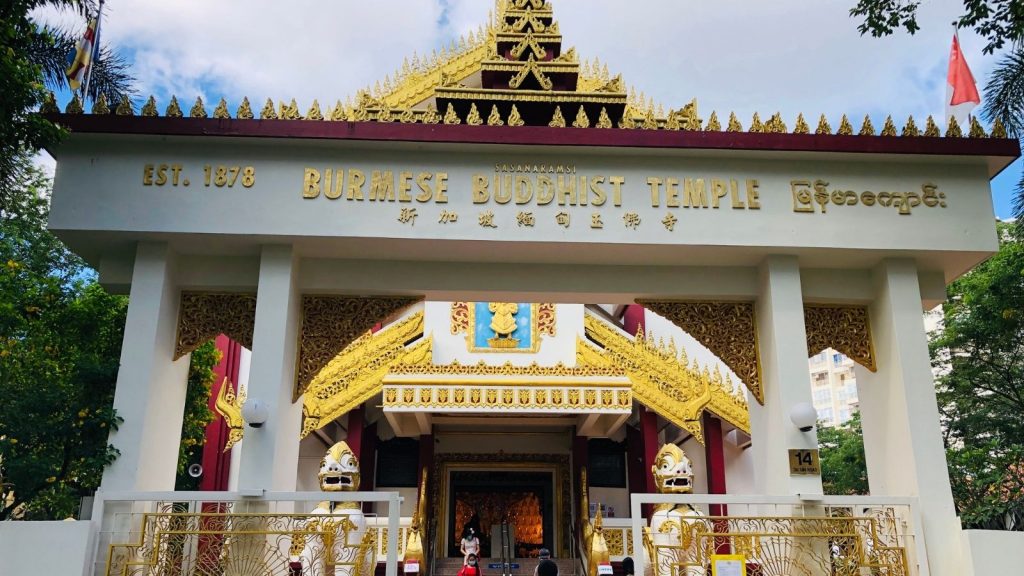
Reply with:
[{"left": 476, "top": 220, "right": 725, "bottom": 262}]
[
  {"left": 467, "top": 554, "right": 478, "bottom": 567},
  {"left": 622, "top": 557, "right": 635, "bottom": 576},
  {"left": 538, "top": 548, "right": 551, "bottom": 560}
]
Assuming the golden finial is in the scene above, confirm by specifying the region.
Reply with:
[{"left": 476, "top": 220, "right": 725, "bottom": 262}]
[
  {"left": 260, "top": 98, "right": 277, "bottom": 119},
  {"left": 705, "top": 111, "right": 721, "bottom": 131},
  {"left": 815, "top": 114, "right": 832, "bottom": 135},
  {"left": 549, "top": 106, "right": 566, "bottom": 128},
  {"left": 765, "top": 112, "right": 786, "bottom": 133},
  {"left": 165, "top": 96, "right": 183, "bottom": 118},
  {"left": 92, "top": 93, "right": 110, "bottom": 115},
  {"left": 596, "top": 107, "right": 612, "bottom": 129},
  {"left": 969, "top": 116, "right": 987, "bottom": 138},
  {"left": 793, "top": 113, "right": 809, "bottom": 134},
  {"left": 858, "top": 114, "right": 875, "bottom": 136},
  {"left": 837, "top": 114, "right": 854, "bottom": 135},
  {"left": 507, "top": 104, "right": 525, "bottom": 127},
  {"left": 749, "top": 112, "right": 764, "bottom": 133},
  {"left": 902, "top": 116, "right": 920, "bottom": 136},
  {"left": 664, "top": 113, "right": 681, "bottom": 131},
  {"left": 880, "top": 115, "right": 897, "bottom": 136},
  {"left": 40, "top": 91, "right": 59, "bottom": 114},
  {"left": 281, "top": 99, "right": 302, "bottom": 120},
  {"left": 189, "top": 96, "right": 207, "bottom": 118},
  {"left": 619, "top": 114, "right": 636, "bottom": 129},
  {"left": 572, "top": 106, "right": 590, "bottom": 128},
  {"left": 992, "top": 118, "right": 1008, "bottom": 138},
  {"left": 115, "top": 95, "right": 134, "bottom": 116},
  {"left": 726, "top": 112, "right": 742, "bottom": 132},
  {"left": 141, "top": 95, "right": 158, "bottom": 117},
  {"left": 399, "top": 108, "right": 416, "bottom": 124},
  {"left": 213, "top": 98, "right": 230, "bottom": 119},
  {"left": 236, "top": 97, "right": 254, "bottom": 120},
  {"left": 641, "top": 109, "right": 658, "bottom": 130},
  {"left": 306, "top": 100, "right": 324, "bottom": 121},
  {"left": 65, "top": 94, "right": 83, "bottom": 114},
  {"left": 945, "top": 116, "right": 963, "bottom": 137},
  {"left": 422, "top": 104, "right": 441, "bottom": 124},
  {"left": 444, "top": 103, "right": 461, "bottom": 125},
  {"left": 924, "top": 115, "right": 940, "bottom": 137},
  {"left": 466, "top": 103, "right": 484, "bottom": 126},
  {"left": 377, "top": 102, "right": 393, "bottom": 123},
  {"left": 487, "top": 105, "right": 504, "bottom": 127}
]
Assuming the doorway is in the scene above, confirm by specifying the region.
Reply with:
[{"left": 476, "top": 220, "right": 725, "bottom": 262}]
[{"left": 449, "top": 470, "right": 553, "bottom": 559}]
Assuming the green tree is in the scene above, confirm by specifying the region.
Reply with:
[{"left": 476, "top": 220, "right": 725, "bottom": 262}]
[
  {"left": 176, "top": 341, "right": 219, "bottom": 491},
  {"left": 932, "top": 222, "right": 1024, "bottom": 529},
  {"left": 818, "top": 412, "right": 869, "bottom": 495}
]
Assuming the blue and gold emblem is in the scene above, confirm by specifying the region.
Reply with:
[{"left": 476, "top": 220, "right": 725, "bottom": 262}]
[{"left": 450, "top": 302, "right": 557, "bottom": 353}]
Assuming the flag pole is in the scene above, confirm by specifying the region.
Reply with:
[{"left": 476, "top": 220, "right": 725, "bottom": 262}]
[{"left": 82, "top": 0, "right": 105, "bottom": 103}]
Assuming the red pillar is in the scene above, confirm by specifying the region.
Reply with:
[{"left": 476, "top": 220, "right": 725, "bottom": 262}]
[
  {"left": 360, "top": 419, "right": 378, "bottom": 513},
  {"left": 702, "top": 413, "right": 730, "bottom": 553},
  {"left": 347, "top": 406, "right": 365, "bottom": 459},
  {"left": 419, "top": 433, "right": 434, "bottom": 514},
  {"left": 638, "top": 407, "right": 659, "bottom": 519},
  {"left": 623, "top": 305, "right": 646, "bottom": 337},
  {"left": 200, "top": 335, "right": 242, "bottom": 491},
  {"left": 573, "top": 434, "right": 589, "bottom": 541}
]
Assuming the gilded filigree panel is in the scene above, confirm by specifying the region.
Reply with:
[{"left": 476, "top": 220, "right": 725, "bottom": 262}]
[
  {"left": 296, "top": 296, "right": 421, "bottom": 400},
  {"left": 804, "top": 305, "right": 877, "bottom": 372},
  {"left": 638, "top": 300, "right": 763, "bottom": 405},
  {"left": 449, "top": 302, "right": 557, "bottom": 353},
  {"left": 174, "top": 292, "right": 256, "bottom": 359}
]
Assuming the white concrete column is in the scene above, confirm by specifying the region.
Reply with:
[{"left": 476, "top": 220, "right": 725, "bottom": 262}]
[
  {"left": 236, "top": 245, "right": 303, "bottom": 492},
  {"left": 856, "top": 259, "right": 961, "bottom": 575},
  {"left": 749, "top": 255, "right": 823, "bottom": 495},
  {"left": 101, "top": 242, "right": 190, "bottom": 492}
]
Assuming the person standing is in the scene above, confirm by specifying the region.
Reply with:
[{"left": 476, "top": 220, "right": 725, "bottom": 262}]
[
  {"left": 535, "top": 548, "right": 557, "bottom": 576},
  {"left": 461, "top": 527, "right": 481, "bottom": 565}
]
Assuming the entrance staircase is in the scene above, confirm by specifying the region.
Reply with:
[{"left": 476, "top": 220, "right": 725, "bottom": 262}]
[{"left": 433, "top": 557, "right": 580, "bottom": 576}]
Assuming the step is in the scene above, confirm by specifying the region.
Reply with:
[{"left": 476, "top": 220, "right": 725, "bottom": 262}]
[{"left": 432, "top": 557, "right": 579, "bottom": 576}]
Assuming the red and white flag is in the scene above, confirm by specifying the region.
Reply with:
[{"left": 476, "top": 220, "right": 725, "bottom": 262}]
[{"left": 946, "top": 33, "right": 981, "bottom": 125}]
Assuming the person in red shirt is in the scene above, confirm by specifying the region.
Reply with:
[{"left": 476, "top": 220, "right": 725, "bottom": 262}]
[{"left": 458, "top": 554, "right": 481, "bottom": 576}]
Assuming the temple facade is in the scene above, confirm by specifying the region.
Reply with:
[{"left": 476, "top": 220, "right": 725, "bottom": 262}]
[{"left": 4, "top": 0, "right": 1021, "bottom": 575}]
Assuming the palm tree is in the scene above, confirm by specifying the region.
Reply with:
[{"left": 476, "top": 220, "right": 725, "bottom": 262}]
[{"left": 982, "top": 47, "right": 1024, "bottom": 225}]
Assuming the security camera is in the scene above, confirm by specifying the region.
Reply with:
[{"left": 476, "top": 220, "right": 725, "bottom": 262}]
[{"left": 188, "top": 463, "right": 204, "bottom": 478}]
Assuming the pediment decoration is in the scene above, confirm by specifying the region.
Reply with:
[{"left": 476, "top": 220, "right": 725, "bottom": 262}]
[
  {"left": 174, "top": 292, "right": 256, "bottom": 359},
  {"left": 295, "top": 295, "right": 422, "bottom": 400},
  {"left": 804, "top": 304, "right": 876, "bottom": 371},
  {"left": 638, "top": 300, "right": 764, "bottom": 405}
]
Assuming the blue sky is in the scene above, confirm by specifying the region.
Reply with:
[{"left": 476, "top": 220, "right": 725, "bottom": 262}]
[{"left": 35, "top": 0, "right": 1020, "bottom": 220}]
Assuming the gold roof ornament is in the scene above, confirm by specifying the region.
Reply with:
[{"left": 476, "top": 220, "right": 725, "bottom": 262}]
[
  {"left": 399, "top": 108, "right": 416, "bottom": 123},
  {"left": 508, "top": 104, "right": 526, "bottom": 126},
  {"left": 924, "top": 115, "right": 940, "bottom": 137},
  {"left": 945, "top": 116, "right": 963, "bottom": 137},
  {"left": 837, "top": 114, "right": 854, "bottom": 135},
  {"left": 165, "top": 96, "right": 183, "bottom": 118},
  {"left": 92, "top": 93, "right": 110, "bottom": 115},
  {"left": 726, "top": 112, "right": 742, "bottom": 132},
  {"left": 466, "top": 103, "right": 484, "bottom": 125},
  {"left": 65, "top": 94, "right": 84, "bottom": 114},
  {"left": 815, "top": 114, "right": 832, "bottom": 135},
  {"left": 858, "top": 114, "right": 875, "bottom": 136},
  {"left": 420, "top": 104, "right": 439, "bottom": 124},
  {"left": 793, "top": 113, "right": 809, "bottom": 134},
  {"left": 596, "top": 107, "right": 613, "bottom": 129},
  {"left": 641, "top": 109, "right": 658, "bottom": 130},
  {"left": 664, "top": 113, "right": 681, "bottom": 131},
  {"left": 280, "top": 99, "right": 302, "bottom": 120},
  {"left": 487, "top": 105, "right": 504, "bottom": 126},
  {"left": 377, "top": 102, "right": 394, "bottom": 123},
  {"left": 992, "top": 118, "right": 1008, "bottom": 138},
  {"left": 902, "top": 115, "right": 920, "bottom": 136},
  {"left": 969, "top": 116, "right": 987, "bottom": 138},
  {"left": 549, "top": 105, "right": 567, "bottom": 127},
  {"left": 189, "top": 96, "right": 207, "bottom": 118},
  {"left": 236, "top": 97, "right": 254, "bottom": 119},
  {"left": 214, "top": 377, "right": 246, "bottom": 452},
  {"left": 115, "top": 95, "right": 134, "bottom": 116},
  {"left": 765, "top": 112, "right": 786, "bottom": 134},
  {"left": 259, "top": 98, "right": 276, "bottom": 119},
  {"left": 619, "top": 114, "right": 636, "bottom": 129},
  {"left": 572, "top": 105, "right": 590, "bottom": 128},
  {"left": 213, "top": 98, "right": 230, "bottom": 119},
  {"left": 306, "top": 99, "right": 324, "bottom": 121},
  {"left": 443, "top": 103, "right": 461, "bottom": 124},
  {"left": 749, "top": 112, "right": 765, "bottom": 133},
  {"left": 141, "top": 95, "right": 158, "bottom": 117},
  {"left": 40, "top": 91, "right": 59, "bottom": 114},
  {"left": 705, "top": 111, "right": 721, "bottom": 131},
  {"left": 329, "top": 100, "right": 347, "bottom": 121},
  {"left": 880, "top": 115, "right": 897, "bottom": 136}
]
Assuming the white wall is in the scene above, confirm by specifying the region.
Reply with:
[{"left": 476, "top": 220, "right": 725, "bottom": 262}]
[
  {"left": 0, "top": 521, "right": 95, "bottom": 576},
  {"left": 682, "top": 437, "right": 709, "bottom": 495},
  {"left": 589, "top": 487, "right": 630, "bottom": 519},
  {"left": 961, "top": 530, "right": 1024, "bottom": 576},
  {"left": 436, "top": 431, "right": 571, "bottom": 454},
  {"left": 724, "top": 442, "right": 755, "bottom": 495}
]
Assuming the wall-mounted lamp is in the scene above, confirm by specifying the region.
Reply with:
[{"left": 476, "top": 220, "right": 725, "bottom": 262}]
[
  {"left": 242, "top": 398, "right": 269, "bottom": 428},
  {"left": 789, "top": 402, "right": 818, "bottom": 432}
]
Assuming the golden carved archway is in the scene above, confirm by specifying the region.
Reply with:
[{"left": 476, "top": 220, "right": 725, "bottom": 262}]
[
  {"left": 804, "top": 304, "right": 876, "bottom": 371},
  {"left": 174, "top": 292, "right": 256, "bottom": 360}
]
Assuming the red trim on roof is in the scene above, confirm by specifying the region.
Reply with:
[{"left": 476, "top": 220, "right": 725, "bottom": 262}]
[{"left": 50, "top": 114, "right": 1020, "bottom": 158}]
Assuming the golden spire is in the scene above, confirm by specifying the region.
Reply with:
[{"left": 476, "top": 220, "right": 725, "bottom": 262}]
[
  {"left": 793, "top": 113, "right": 809, "bottom": 134},
  {"left": 749, "top": 112, "right": 764, "bottom": 133},
  {"left": 213, "top": 98, "right": 230, "bottom": 119},
  {"left": 765, "top": 112, "right": 786, "bottom": 133},
  {"left": 141, "top": 95, "right": 158, "bottom": 117},
  {"left": 399, "top": 108, "right": 416, "bottom": 123},
  {"left": 924, "top": 115, "right": 940, "bottom": 137},
  {"left": 507, "top": 104, "right": 525, "bottom": 127},
  {"left": 619, "top": 114, "right": 636, "bottom": 129},
  {"left": 664, "top": 113, "right": 681, "bottom": 130},
  {"left": 165, "top": 96, "right": 183, "bottom": 118},
  {"left": 705, "top": 111, "right": 721, "bottom": 131},
  {"left": 969, "top": 116, "right": 987, "bottom": 138},
  {"left": 422, "top": 104, "right": 441, "bottom": 124},
  {"left": 115, "top": 95, "right": 134, "bottom": 116},
  {"left": 466, "top": 103, "right": 484, "bottom": 125},
  {"left": 280, "top": 99, "right": 301, "bottom": 120},
  {"left": 549, "top": 105, "right": 566, "bottom": 128},
  {"left": 237, "top": 97, "right": 254, "bottom": 120},
  {"left": 444, "top": 103, "right": 461, "bottom": 124},
  {"left": 858, "top": 114, "right": 875, "bottom": 136},
  {"left": 329, "top": 100, "right": 347, "bottom": 121},
  {"left": 306, "top": 100, "right": 324, "bottom": 121},
  {"left": 487, "top": 105, "right": 504, "bottom": 126},
  {"left": 92, "top": 93, "right": 110, "bottom": 114},
  {"left": 260, "top": 98, "right": 277, "bottom": 119},
  {"left": 837, "top": 114, "right": 853, "bottom": 135},
  {"left": 815, "top": 114, "right": 832, "bottom": 135},
  {"left": 377, "top": 102, "right": 393, "bottom": 123},
  {"left": 902, "top": 115, "right": 920, "bottom": 136},
  {"left": 945, "top": 116, "right": 963, "bottom": 137},
  {"left": 880, "top": 115, "right": 897, "bottom": 136},
  {"left": 992, "top": 118, "right": 1008, "bottom": 138},
  {"left": 190, "top": 96, "right": 207, "bottom": 118},
  {"left": 641, "top": 109, "right": 658, "bottom": 130},
  {"left": 65, "top": 94, "right": 84, "bottom": 114},
  {"left": 572, "top": 106, "right": 590, "bottom": 128},
  {"left": 726, "top": 112, "right": 742, "bottom": 132}
]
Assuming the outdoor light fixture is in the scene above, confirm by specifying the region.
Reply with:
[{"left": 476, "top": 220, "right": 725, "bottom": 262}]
[
  {"left": 789, "top": 402, "right": 818, "bottom": 432},
  {"left": 242, "top": 398, "right": 269, "bottom": 428}
]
